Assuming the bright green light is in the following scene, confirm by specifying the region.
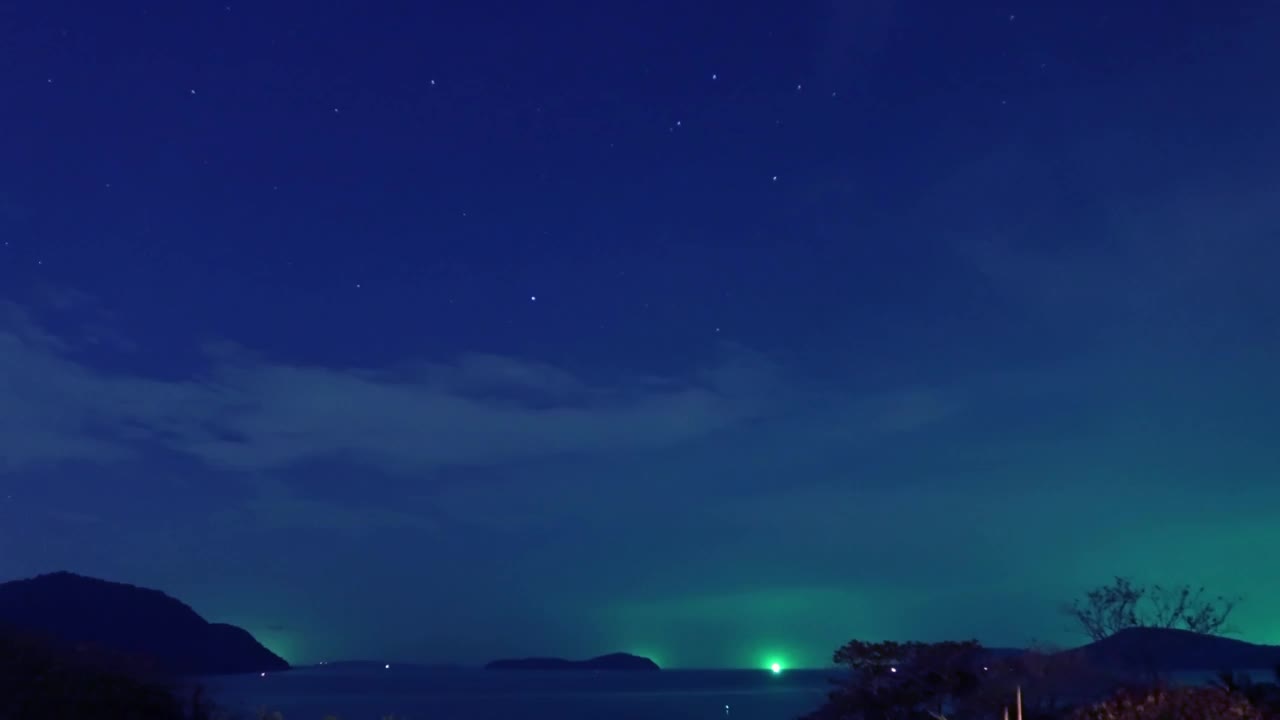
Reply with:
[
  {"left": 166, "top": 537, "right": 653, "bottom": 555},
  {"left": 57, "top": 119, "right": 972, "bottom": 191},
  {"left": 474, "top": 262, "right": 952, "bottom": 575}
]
[{"left": 760, "top": 652, "right": 788, "bottom": 674}]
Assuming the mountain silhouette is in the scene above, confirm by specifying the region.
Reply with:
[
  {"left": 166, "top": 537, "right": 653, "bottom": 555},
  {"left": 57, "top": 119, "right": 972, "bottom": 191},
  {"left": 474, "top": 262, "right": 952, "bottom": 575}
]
[
  {"left": 0, "top": 571, "right": 288, "bottom": 676},
  {"left": 1064, "top": 627, "right": 1280, "bottom": 672}
]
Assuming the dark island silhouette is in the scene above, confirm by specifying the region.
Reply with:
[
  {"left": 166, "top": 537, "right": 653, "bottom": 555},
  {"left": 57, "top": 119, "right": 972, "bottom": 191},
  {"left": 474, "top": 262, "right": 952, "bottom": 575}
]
[
  {"left": 974, "top": 628, "right": 1280, "bottom": 673},
  {"left": 0, "top": 571, "right": 288, "bottom": 676},
  {"left": 485, "top": 652, "right": 660, "bottom": 671},
  {"left": 1062, "top": 626, "right": 1280, "bottom": 672}
]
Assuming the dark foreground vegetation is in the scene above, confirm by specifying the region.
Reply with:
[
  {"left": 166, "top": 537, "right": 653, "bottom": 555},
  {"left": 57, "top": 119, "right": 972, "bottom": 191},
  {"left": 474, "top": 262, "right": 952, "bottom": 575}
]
[
  {"left": 0, "top": 624, "right": 215, "bottom": 720},
  {"left": 801, "top": 637, "right": 1280, "bottom": 719},
  {"left": 803, "top": 577, "right": 1277, "bottom": 719}
]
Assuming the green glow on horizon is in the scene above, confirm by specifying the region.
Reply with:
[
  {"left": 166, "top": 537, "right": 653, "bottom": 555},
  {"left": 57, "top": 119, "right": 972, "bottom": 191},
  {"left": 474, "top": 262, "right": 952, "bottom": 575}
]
[
  {"left": 626, "top": 647, "right": 665, "bottom": 669},
  {"left": 761, "top": 652, "right": 789, "bottom": 673},
  {"left": 240, "top": 624, "right": 297, "bottom": 665}
]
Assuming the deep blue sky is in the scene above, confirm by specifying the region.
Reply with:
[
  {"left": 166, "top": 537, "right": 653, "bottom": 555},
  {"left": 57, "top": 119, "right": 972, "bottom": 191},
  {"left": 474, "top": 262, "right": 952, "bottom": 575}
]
[{"left": 2, "top": 1, "right": 1279, "bottom": 668}]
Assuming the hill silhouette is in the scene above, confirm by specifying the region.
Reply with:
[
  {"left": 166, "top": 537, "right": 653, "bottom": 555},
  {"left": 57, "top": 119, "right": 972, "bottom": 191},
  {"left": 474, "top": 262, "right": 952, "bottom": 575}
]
[
  {"left": 485, "top": 652, "right": 660, "bottom": 671},
  {"left": 0, "top": 571, "right": 288, "bottom": 676},
  {"left": 1064, "top": 627, "right": 1280, "bottom": 672}
]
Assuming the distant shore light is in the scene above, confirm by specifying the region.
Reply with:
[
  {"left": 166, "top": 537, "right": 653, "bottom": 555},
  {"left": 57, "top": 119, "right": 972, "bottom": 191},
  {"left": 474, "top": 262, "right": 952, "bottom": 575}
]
[{"left": 770, "top": 662, "right": 782, "bottom": 674}]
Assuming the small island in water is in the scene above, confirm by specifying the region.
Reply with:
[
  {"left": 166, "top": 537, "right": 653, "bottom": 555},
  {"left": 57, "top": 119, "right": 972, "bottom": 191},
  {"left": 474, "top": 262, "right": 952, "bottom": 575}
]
[{"left": 484, "top": 652, "right": 660, "bottom": 671}]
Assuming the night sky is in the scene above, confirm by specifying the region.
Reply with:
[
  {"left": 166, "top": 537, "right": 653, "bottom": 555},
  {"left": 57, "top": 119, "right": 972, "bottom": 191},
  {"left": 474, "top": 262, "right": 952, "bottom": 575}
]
[{"left": 2, "top": 1, "right": 1279, "bottom": 670}]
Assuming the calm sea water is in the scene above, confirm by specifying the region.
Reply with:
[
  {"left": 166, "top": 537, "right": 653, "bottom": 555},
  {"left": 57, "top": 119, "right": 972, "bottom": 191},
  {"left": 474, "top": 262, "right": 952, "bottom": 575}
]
[
  {"left": 198, "top": 666, "right": 1277, "bottom": 720},
  {"left": 199, "top": 667, "right": 836, "bottom": 720}
]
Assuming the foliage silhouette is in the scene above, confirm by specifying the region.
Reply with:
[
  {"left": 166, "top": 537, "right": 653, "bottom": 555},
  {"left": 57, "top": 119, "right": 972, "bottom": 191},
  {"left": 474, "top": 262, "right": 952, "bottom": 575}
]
[
  {"left": 1063, "top": 576, "right": 1238, "bottom": 641},
  {"left": 0, "top": 625, "right": 215, "bottom": 720}
]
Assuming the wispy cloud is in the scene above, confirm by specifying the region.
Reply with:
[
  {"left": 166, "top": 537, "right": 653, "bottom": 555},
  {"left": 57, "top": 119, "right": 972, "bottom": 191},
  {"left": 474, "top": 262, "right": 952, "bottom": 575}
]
[
  {"left": 1, "top": 295, "right": 975, "bottom": 478},
  {"left": 0, "top": 302, "right": 795, "bottom": 473}
]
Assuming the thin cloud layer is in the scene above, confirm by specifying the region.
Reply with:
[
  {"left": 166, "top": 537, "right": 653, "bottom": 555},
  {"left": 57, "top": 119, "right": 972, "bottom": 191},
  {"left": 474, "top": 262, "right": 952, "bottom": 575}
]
[{"left": 0, "top": 304, "right": 782, "bottom": 473}]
